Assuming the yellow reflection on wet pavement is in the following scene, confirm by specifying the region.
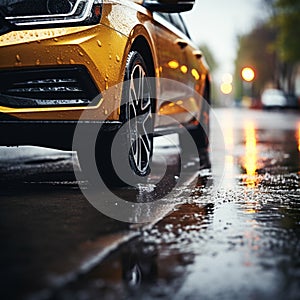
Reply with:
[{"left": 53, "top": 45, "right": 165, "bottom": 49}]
[
  {"left": 243, "top": 121, "right": 258, "bottom": 187},
  {"left": 222, "top": 118, "right": 238, "bottom": 188}
]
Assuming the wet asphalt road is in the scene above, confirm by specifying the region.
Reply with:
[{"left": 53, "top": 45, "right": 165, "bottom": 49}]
[{"left": 0, "top": 108, "right": 299, "bottom": 300}]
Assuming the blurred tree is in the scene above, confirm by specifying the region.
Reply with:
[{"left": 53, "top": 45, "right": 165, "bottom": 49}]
[
  {"left": 260, "top": 0, "right": 300, "bottom": 93},
  {"left": 274, "top": 0, "right": 300, "bottom": 63},
  {"left": 261, "top": 0, "right": 277, "bottom": 15},
  {"left": 198, "top": 44, "right": 218, "bottom": 73},
  {"left": 234, "top": 22, "right": 278, "bottom": 100},
  {"left": 273, "top": 0, "right": 300, "bottom": 92}
]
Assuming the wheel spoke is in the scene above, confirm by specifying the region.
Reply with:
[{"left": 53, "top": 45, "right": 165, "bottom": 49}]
[
  {"left": 138, "top": 68, "right": 144, "bottom": 103},
  {"left": 130, "top": 78, "right": 138, "bottom": 103},
  {"left": 137, "top": 137, "right": 142, "bottom": 171},
  {"left": 141, "top": 111, "right": 151, "bottom": 149},
  {"left": 141, "top": 134, "right": 151, "bottom": 161}
]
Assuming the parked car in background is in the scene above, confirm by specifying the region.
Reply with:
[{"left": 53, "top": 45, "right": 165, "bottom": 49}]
[
  {"left": 261, "top": 88, "right": 287, "bottom": 109},
  {"left": 0, "top": 0, "right": 210, "bottom": 185}
]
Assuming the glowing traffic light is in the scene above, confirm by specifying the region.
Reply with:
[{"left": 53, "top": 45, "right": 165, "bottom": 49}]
[{"left": 241, "top": 67, "right": 255, "bottom": 82}]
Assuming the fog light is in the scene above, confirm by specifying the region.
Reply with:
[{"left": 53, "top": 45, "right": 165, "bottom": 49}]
[{"left": 47, "top": 0, "right": 74, "bottom": 14}]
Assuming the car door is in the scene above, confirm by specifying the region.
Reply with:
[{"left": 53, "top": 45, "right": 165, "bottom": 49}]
[
  {"left": 153, "top": 12, "right": 204, "bottom": 127},
  {"left": 170, "top": 13, "right": 208, "bottom": 123}
]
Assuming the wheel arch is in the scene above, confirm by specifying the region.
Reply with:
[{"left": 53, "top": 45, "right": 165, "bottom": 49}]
[
  {"left": 130, "top": 35, "right": 155, "bottom": 78},
  {"left": 128, "top": 34, "right": 157, "bottom": 114}
]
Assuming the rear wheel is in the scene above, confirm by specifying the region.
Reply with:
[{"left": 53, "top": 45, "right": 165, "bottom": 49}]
[
  {"left": 96, "top": 51, "right": 154, "bottom": 186},
  {"left": 179, "top": 84, "right": 211, "bottom": 169}
]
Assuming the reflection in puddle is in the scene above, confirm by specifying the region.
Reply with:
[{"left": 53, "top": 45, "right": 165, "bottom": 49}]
[
  {"left": 243, "top": 121, "right": 259, "bottom": 187},
  {"left": 50, "top": 201, "right": 214, "bottom": 300},
  {"left": 222, "top": 114, "right": 238, "bottom": 188}
]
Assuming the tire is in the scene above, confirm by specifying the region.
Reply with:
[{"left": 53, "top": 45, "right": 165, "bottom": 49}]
[
  {"left": 95, "top": 51, "right": 154, "bottom": 186},
  {"left": 179, "top": 84, "right": 211, "bottom": 169}
]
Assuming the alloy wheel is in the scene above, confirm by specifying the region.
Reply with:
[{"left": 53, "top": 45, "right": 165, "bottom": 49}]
[{"left": 127, "top": 63, "right": 153, "bottom": 176}]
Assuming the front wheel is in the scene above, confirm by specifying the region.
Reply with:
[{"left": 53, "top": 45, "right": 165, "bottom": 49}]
[{"left": 95, "top": 51, "right": 154, "bottom": 186}]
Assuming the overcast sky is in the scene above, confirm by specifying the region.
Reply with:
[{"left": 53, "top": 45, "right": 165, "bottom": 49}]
[{"left": 182, "top": 0, "right": 264, "bottom": 80}]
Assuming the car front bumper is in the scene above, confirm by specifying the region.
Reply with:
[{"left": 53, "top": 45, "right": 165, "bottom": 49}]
[{"left": 0, "top": 24, "right": 128, "bottom": 121}]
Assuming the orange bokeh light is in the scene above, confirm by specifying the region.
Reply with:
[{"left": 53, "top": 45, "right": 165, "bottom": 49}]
[{"left": 241, "top": 67, "right": 255, "bottom": 82}]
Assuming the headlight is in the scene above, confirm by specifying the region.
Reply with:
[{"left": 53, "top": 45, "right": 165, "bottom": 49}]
[{"left": 0, "top": 0, "right": 102, "bottom": 28}]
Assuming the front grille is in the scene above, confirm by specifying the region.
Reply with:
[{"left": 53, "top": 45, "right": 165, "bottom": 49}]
[{"left": 0, "top": 66, "right": 100, "bottom": 108}]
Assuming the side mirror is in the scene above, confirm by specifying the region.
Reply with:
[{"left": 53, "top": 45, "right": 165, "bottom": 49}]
[{"left": 143, "top": 0, "right": 195, "bottom": 13}]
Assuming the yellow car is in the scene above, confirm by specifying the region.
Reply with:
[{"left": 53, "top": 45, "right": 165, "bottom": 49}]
[{"left": 0, "top": 0, "right": 210, "bottom": 184}]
